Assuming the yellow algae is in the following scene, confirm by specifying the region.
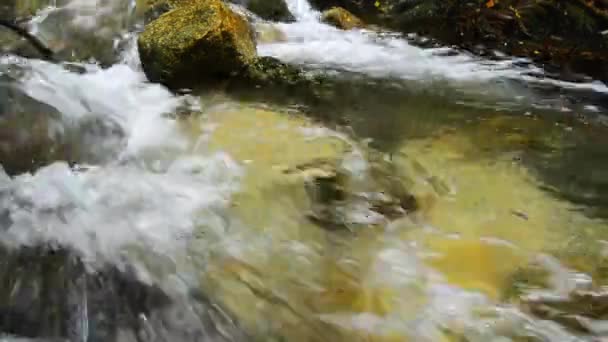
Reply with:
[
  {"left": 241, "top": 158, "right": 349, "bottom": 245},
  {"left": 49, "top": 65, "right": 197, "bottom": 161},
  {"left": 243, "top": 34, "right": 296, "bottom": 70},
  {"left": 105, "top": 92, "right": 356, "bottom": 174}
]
[
  {"left": 201, "top": 103, "right": 350, "bottom": 236},
  {"left": 182, "top": 101, "right": 351, "bottom": 340},
  {"left": 425, "top": 237, "right": 525, "bottom": 299},
  {"left": 393, "top": 122, "right": 608, "bottom": 298},
  {"left": 178, "top": 102, "right": 608, "bottom": 341},
  {"left": 203, "top": 106, "right": 346, "bottom": 170},
  {"left": 396, "top": 131, "right": 563, "bottom": 250},
  {"left": 180, "top": 101, "right": 442, "bottom": 341}
]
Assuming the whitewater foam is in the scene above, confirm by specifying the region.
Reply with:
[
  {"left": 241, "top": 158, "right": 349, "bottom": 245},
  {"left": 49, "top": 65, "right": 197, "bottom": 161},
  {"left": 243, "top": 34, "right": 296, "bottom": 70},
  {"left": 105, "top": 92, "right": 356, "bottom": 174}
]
[{"left": 262, "top": 0, "right": 608, "bottom": 111}]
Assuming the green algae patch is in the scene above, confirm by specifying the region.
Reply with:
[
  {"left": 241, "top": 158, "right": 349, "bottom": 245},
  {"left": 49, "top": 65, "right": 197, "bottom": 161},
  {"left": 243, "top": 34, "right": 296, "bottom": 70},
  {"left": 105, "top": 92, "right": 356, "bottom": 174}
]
[{"left": 138, "top": 0, "right": 256, "bottom": 89}]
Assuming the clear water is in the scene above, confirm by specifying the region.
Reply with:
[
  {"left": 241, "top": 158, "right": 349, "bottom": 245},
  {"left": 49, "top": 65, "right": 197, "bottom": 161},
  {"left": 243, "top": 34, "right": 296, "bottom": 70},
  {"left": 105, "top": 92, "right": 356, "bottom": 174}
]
[{"left": 1, "top": 0, "right": 608, "bottom": 341}]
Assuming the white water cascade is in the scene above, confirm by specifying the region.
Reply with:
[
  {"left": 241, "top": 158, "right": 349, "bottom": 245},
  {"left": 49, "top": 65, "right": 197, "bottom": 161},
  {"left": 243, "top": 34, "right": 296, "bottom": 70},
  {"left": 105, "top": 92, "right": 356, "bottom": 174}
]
[
  {"left": 260, "top": 0, "right": 608, "bottom": 112},
  {"left": 0, "top": 1, "right": 605, "bottom": 341}
]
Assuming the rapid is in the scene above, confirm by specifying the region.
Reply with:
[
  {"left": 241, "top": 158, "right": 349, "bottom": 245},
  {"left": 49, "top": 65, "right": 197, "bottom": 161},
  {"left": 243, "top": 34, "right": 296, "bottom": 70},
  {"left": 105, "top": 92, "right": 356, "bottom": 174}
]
[{"left": 1, "top": 0, "right": 608, "bottom": 341}]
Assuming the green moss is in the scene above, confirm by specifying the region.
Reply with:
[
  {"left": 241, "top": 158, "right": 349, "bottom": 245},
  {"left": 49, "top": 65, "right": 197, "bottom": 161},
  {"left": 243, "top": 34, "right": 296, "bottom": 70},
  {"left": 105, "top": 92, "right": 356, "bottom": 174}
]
[
  {"left": 138, "top": 0, "right": 256, "bottom": 89},
  {"left": 244, "top": 56, "right": 310, "bottom": 86}
]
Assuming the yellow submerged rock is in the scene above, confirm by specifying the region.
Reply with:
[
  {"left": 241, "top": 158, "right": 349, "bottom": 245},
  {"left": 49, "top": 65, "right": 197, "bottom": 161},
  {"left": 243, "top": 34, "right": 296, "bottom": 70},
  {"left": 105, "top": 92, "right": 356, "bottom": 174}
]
[
  {"left": 179, "top": 101, "right": 608, "bottom": 341},
  {"left": 138, "top": 0, "right": 256, "bottom": 88},
  {"left": 321, "top": 7, "right": 366, "bottom": 30}
]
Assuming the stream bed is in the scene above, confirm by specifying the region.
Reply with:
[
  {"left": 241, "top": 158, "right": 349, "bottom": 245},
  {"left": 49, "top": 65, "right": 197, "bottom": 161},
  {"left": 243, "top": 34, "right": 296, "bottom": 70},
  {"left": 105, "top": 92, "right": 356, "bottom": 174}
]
[{"left": 1, "top": 0, "right": 608, "bottom": 341}]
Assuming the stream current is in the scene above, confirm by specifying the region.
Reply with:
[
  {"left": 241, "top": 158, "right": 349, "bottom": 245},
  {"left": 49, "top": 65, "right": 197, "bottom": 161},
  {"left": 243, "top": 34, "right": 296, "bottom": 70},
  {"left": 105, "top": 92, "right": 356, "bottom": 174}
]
[{"left": 1, "top": 0, "right": 608, "bottom": 341}]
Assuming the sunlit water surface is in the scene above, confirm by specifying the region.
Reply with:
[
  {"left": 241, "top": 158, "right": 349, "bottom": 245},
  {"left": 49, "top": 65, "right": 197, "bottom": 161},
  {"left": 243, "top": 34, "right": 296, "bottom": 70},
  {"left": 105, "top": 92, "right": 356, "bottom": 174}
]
[{"left": 1, "top": 0, "right": 608, "bottom": 341}]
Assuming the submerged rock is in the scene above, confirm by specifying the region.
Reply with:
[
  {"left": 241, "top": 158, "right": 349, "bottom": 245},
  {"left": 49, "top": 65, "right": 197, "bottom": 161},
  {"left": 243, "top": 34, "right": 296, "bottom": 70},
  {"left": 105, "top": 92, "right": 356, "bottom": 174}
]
[
  {"left": 321, "top": 7, "right": 365, "bottom": 30},
  {"left": 0, "top": 80, "right": 127, "bottom": 176},
  {"left": 0, "top": 243, "right": 248, "bottom": 341},
  {"left": 0, "top": 82, "right": 71, "bottom": 176},
  {"left": 521, "top": 288, "right": 608, "bottom": 335},
  {"left": 20, "top": 0, "right": 138, "bottom": 66},
  {"left": 283, "top": 151, "right": 416, "bottom": 231},
  {"left": 246, "top": 0, "right": 295, "bottom": 22},
  {"left": 138, "top": 0, "right": 256, "bottom": 89}
]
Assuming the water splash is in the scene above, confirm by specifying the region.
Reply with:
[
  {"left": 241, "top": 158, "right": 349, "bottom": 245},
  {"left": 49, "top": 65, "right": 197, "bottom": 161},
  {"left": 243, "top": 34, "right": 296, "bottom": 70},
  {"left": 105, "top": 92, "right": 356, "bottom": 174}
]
[
  {"left": 17, "top": 59, "right": 183, "bottom": 157},
  {"left": 265, "top": 0, "right": 608, "bottom": 112},
  {"left": 0, "top": 0, "right": 241, "bottom": 272},
  {"left": 283, "top": 0, "right": 319, "bottom": 22}
]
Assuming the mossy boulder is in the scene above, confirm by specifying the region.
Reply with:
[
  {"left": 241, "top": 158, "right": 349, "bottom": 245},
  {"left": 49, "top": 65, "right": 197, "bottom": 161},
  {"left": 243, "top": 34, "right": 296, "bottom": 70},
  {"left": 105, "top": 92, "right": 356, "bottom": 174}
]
[
  {"left": 246, "top": 0, "right": 295, "bottom": 22},
  {"left": 321, "top": 7, "right": 365, "bottom": 30},
  {"left": 138, "top": 0, "right": 256, "bottom": 89}
]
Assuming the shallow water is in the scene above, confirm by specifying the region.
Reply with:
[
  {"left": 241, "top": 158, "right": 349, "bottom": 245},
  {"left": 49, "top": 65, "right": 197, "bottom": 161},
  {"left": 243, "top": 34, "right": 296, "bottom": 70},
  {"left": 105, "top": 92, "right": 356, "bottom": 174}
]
[{"left": 1, "top": 0, "right": 608, "bottom": 341}]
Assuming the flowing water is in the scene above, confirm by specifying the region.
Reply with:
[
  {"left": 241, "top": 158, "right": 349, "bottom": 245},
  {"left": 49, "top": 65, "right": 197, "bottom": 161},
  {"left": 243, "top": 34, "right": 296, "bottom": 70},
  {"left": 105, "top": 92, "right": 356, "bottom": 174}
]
[{"left": 2, "top": 0, "right": 608, "bottom": 341}]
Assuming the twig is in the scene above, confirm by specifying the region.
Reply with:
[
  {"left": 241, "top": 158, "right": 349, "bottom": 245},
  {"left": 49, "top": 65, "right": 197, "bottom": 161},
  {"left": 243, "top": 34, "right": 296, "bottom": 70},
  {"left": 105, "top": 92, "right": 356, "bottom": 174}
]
[{"left": 0, "top": 19, "right": 56, "bottom": 62}]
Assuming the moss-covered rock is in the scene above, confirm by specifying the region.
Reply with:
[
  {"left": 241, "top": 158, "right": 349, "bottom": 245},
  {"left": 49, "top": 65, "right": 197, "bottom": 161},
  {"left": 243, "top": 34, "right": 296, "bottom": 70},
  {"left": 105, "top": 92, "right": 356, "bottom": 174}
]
[
  {"left": 138, "top": 0, "right": 256, "bottom": 89},
  {"left": 246, "top": 0, "right": 295, "bottom": 22},
  {"left": 321, "top": 6, "right": 365, "bottom": 30}
]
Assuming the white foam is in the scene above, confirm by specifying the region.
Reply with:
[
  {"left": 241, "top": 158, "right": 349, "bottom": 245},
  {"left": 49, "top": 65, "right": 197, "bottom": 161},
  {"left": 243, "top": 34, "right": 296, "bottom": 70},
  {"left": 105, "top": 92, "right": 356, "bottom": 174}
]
[
  {"left": 0, "top": 11, "right": 240, "bottom": 271},
  {"left": 0, "top": 153, "right": 241, "bottom": 268},
  {"left": 264, "top": 0, "right": 608, "bottom": 105},
  {"left": 259, "top": 22, "right": 520, "bottom": 83},
  {"left": 16, "top": 58, "right": 186, "bottom": 157}
]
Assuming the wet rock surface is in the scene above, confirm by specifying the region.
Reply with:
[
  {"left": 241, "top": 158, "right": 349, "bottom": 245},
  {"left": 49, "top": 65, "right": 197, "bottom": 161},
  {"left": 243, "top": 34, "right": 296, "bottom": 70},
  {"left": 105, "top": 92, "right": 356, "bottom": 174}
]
[
  {"left": 138, "top": 0, "right": 256, "bottom": 89},
  {"left": 0, "top": 244, "right": 248, "bottom": 342},
  {"left": 522, "top": 289, "right": 608, "bottom": 336},
  {"left": 0, "top": 78, "right": 127, "bottom": 176},
  {"left": 321, "top": 7, "right": 365, "bottom": 30},
  {"left": 283, "top": 151, "right": 417, "bottom": 231}
]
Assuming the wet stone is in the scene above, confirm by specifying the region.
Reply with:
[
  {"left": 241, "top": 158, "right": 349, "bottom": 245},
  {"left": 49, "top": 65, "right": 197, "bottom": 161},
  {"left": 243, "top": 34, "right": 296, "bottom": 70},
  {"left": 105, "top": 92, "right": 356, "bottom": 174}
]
[
  {"left": 283, "top": 154, "right": 416, "bottom": 231},
  {"left": 0, "top": 244, "right": 249, "bottom": 341}
]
